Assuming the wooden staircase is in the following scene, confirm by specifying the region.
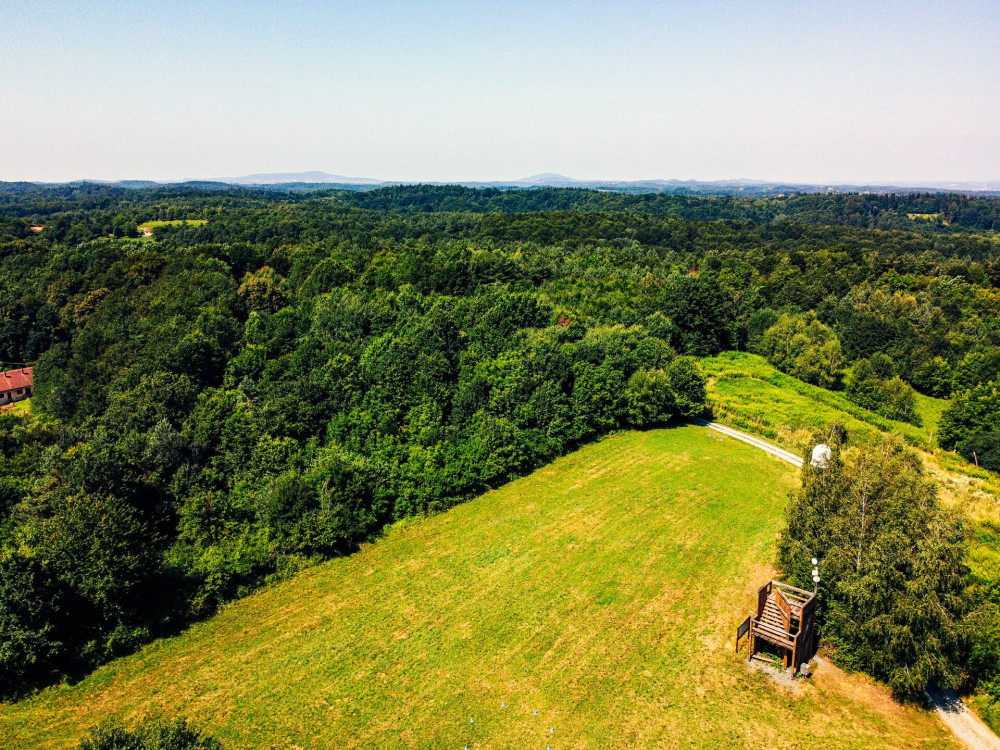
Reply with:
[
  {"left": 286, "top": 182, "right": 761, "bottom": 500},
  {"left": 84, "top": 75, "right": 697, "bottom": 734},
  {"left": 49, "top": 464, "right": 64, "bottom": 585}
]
[
  {"left": 739, "top": 580, "right": 817, "bottom": 674},
  {"left": 753, "top": 595, "right": 796, "bottom": 649}
]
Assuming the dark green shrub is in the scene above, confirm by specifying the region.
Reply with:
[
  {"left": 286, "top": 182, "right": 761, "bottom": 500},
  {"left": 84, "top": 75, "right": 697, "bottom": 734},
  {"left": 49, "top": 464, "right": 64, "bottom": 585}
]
[
  {"left": 847, "top": 359, "right": 919, "bottom": 425},
  {"left": 954, "top": 349, "right": 1000, "bottom": 391},
  {"left": 625, "top": 368, "right": 675, "bottom": 427},
  {"left": 761, "top": 312, "right": 843, "bottom": 389},
  {"left": 78, "top": 717, "right": 222, "bottom": 750},
  {"left": 940, "top": 381, "right": 1000, "bottom": 454},
  {"left": 666, "top": 357, "right": 707, "bottom": 418},
  {"left": 912, "top": 356, "right": 954, "bottom": 398},
  {"left": 956, "top": 432, "right": 1000, "bottom": 473}
]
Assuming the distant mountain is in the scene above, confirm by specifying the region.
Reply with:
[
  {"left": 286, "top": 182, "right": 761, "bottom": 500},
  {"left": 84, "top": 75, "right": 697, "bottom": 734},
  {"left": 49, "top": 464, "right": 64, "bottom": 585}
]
[
  {"left": 490, "top": 176, "right": 1000, "bottom": 196},
  {"left": 222, "top": 171, "right": 383, "bottom": 185},
  {"left": 471, "top": 176, "right": 816, "bottom": 194},
  {"left": 7, "top": 173, "right": 999, "bottom": 197},
  {"left": 891, "top": 180, "right": 1000, "bottom": 192},
  {"left": 515, "top": 173, "right": 584, "bottom": 186}
]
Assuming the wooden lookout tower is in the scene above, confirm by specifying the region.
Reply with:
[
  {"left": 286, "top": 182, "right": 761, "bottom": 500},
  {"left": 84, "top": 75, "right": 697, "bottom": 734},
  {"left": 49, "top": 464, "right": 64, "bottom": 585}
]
[{"left": 736, "top": 580, "right": 817, "bottom": 674}]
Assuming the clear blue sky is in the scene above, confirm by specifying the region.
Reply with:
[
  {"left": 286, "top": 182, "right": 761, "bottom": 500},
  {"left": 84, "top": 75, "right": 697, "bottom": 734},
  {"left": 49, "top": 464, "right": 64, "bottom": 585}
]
[{"left": 2, "top": 0, "right": 998, "bottom": 183}]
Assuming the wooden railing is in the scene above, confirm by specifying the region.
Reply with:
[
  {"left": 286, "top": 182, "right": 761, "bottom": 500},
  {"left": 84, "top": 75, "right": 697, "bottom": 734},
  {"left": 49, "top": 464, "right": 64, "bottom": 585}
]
[
  {"left": 752, "top": 620, "right": 795, "bottom": 647},
  {"left": 774, "top": 588, "right": 791, "bottom": 631},
  {"left": 756, "top": 581, "right": 771, "bottom": 617},
  {"left": 800, "top": 593, "right": 817, "bottom": 620}
]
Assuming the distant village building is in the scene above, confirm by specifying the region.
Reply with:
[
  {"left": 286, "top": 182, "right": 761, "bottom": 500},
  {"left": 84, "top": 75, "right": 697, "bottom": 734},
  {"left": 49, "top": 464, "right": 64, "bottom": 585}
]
[
  {"left": 30, "top": 225, "right": 44, "bottom": 233},
  {"left": 140, "top": 226, "right": 153, "bottom": 237},
  {"left": 0, "top": 367, "right": 33, "bottom": 407}
]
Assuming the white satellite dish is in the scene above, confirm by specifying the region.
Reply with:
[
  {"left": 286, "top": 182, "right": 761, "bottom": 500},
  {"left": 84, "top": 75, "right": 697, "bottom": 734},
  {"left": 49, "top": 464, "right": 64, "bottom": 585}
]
[{"left": 811, "top": 444, "right": 832, "bottom": 468}]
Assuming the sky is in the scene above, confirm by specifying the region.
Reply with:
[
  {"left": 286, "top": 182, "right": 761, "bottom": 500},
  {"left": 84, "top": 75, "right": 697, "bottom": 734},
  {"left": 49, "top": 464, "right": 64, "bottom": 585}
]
[{"left": 1, "top": 0, "right": 998, "bottom": 184}]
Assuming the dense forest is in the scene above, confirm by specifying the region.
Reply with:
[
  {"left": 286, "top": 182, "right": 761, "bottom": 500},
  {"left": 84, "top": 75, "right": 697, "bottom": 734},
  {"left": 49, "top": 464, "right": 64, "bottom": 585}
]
[{"left": 1, "top": 184, "right": 999, "bottom": 703}]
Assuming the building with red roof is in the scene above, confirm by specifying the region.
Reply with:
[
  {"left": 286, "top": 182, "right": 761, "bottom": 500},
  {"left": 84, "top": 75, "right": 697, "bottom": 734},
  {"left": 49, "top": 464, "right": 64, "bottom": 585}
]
[{"left": 0, "top": 367, "right": 33, "bottom": 407}]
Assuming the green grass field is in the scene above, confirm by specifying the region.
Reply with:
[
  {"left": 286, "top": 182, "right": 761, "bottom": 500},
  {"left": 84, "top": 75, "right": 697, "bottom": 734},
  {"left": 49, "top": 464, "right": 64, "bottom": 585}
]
[
  {"left": 701, "top": 352, "right": 999, "bottom": 547},
  {"left": 137, "top": 219, "right": 208, "bottom": 230},
  {"left": 908, "top": 212, "right": 944, "bottom": 221},
  {"left": 0, "top": 427, "right": 957, "bottom": 749},
  {"left": 701, "top": 352, "right": 939, "bottom": 451},
  {"left": 700, "top": 353, "right": 998, "bottom": 519},
  {"left": 1, "top": 398, "right": 31, "bottom": 415}
]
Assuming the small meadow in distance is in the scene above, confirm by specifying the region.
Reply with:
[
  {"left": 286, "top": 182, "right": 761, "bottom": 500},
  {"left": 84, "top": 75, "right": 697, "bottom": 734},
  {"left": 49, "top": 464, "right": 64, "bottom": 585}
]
[
  {"left": 702, "top": 352, "right": 943, "bottom": 451},
  {"left": 0, "top": 428, "right": 959, "bottom": 749},
  {"left": 137, "top": 219, "right": 208, "bottom": 230},
  {"left": 134, "top": 219, "right": 208, "bottom": 238}
]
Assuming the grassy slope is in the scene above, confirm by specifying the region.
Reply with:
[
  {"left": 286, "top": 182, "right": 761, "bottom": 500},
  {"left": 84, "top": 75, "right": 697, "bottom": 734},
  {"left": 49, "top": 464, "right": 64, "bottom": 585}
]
[
  {"left": 0, "top": 428, "right": 955, "bottom": 749},
  {"left": 702, "top": 352, "right": 937, "bottom": 450},
  {"left": 701, "top": 352, "right": 1000, "bottom": 522}
]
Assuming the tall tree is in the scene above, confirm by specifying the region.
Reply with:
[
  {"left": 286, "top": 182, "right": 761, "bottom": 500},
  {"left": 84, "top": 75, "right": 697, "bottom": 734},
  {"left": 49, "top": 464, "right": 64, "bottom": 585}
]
[{"left": 779, "top": 435, "right": 969, "bottom": 699}]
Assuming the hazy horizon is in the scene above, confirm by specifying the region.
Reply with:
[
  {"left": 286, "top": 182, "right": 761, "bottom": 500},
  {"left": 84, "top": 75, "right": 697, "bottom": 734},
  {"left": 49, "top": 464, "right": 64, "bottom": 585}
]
[
  {"left": 8, "top": 171, "right": 1000, "bottom": 190},
  {"left": 2, "top": 1, "right": 998, "bottom": 184}
]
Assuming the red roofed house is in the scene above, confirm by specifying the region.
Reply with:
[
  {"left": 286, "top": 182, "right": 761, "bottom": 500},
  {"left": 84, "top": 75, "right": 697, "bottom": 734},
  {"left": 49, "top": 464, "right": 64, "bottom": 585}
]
[{"left": 0, "top": 367, "right": 32, "bottom": 407}]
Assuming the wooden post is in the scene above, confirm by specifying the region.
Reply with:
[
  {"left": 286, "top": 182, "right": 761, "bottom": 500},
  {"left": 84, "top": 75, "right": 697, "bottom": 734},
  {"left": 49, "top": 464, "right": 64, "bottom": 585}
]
[{"left": 756, "top": 582, "right": 770, "bottom": 618}]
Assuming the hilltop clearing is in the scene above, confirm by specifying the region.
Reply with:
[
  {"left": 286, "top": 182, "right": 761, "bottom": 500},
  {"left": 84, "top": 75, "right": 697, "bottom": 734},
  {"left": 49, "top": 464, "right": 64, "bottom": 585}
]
[{"left": 0, "top": 428, "right": 958, "bottom": 749}]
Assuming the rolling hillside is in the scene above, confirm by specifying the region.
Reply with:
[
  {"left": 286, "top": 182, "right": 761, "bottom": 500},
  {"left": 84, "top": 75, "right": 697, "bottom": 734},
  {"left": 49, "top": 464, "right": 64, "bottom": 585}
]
[
  {"left": 0, "top": 427, "right": 957, "bottom": 749},
  {"left": 702, "top": 352, "right": 1000, "bottom": 577}
]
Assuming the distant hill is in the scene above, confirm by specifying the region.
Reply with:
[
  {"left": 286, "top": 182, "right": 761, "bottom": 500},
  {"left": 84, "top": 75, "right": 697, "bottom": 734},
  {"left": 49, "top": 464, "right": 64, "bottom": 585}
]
[
  {"left": 3, "top": 173, "right": 999, "bottom": 197},
  {"left": 221, "top": 170, "right": 384, "bottom": 185},
  {"left": 210, "top": 172, "right": 1000, "bottom": 196},
  {"left": 894, "top": 180, "right": 1000, "bottom": 192}
]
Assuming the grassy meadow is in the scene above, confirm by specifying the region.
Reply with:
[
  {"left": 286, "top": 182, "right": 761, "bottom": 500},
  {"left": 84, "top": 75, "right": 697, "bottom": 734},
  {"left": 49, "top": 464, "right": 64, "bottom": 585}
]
[
  {"left": 701, "top": 352, "right": 1000, "bottom": 522},
  {"left": 0, "top": 427, "right": 957, "bottom": 749},
  {"left": 701, "top": 352, "right": 940, "bottom": 451},
  {"left": 0, "top": 398, "right": 31, "bottom": 415},
  {"left": 137, "top": 219, "right": 208, "bottom": 229}
]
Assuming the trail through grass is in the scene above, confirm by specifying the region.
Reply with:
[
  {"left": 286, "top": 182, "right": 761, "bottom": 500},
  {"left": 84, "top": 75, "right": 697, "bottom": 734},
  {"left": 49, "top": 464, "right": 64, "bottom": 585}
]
[
  {"left": 701, "top": 352, "right": 1000, "bottom": 523},
  {"left": 0, "top": 427, "right": 956, "bottom": 749}
]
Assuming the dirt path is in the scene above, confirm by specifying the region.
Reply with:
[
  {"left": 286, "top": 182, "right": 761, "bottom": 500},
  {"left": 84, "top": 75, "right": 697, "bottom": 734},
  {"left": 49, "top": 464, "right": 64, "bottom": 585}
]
[
  {"left": 692, "top": 418, "right": 1000, "bottom": 750},
  {"left": 929, "top": 690, "right": 1000, "bottom": 750},
  {"left": 690, "top": 418, "right": 804, "bottom": 467}
]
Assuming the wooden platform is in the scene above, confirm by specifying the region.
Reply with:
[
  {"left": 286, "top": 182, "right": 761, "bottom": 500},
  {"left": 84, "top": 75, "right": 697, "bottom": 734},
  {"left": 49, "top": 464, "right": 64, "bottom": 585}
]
[{"left": 738, "top": 580, "right": 817, "bottom": 674}]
